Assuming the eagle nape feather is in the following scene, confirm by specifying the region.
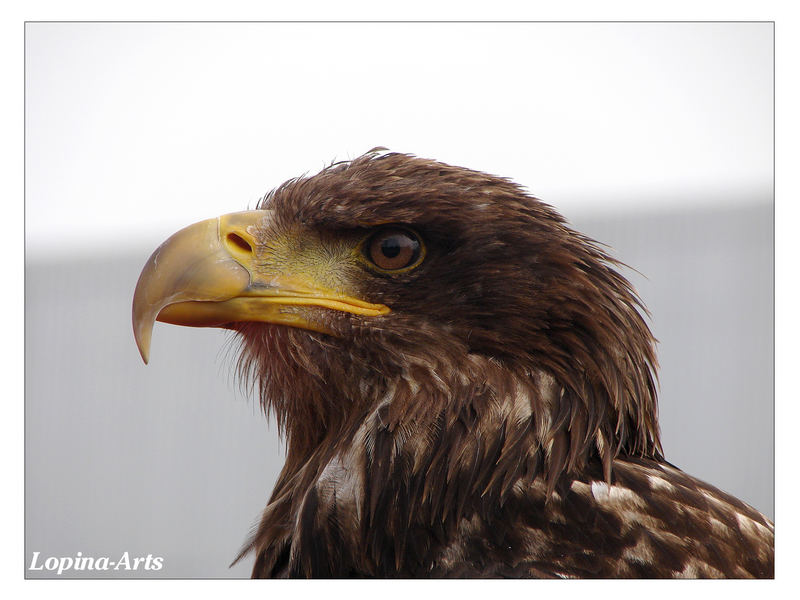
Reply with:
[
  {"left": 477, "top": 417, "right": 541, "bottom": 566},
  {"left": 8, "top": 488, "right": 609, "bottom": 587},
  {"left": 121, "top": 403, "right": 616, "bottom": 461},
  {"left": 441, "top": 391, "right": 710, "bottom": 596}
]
[{"left": 132, "top": 149, "right": 773, "bottom": 578}]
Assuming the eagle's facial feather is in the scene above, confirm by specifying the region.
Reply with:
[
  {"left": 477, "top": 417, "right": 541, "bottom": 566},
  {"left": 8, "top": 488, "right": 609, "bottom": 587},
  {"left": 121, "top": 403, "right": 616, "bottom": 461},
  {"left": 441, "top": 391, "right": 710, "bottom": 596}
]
[{"left": 234, "top": 151, "right": 660, "bottom": 472}]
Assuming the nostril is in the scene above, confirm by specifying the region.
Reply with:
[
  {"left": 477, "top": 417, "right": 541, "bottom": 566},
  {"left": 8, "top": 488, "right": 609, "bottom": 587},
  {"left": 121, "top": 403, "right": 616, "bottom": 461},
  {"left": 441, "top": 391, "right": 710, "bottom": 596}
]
[{"left": 227, "top": 232, "right": 253, "bottom": 254}]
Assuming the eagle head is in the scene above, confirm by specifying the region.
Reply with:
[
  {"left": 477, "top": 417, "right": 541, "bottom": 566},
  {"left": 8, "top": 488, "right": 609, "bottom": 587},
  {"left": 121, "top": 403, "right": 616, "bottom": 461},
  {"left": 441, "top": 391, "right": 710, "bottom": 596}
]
[{"left": 133, "top": 150, "right": 676, "bottom": 576}]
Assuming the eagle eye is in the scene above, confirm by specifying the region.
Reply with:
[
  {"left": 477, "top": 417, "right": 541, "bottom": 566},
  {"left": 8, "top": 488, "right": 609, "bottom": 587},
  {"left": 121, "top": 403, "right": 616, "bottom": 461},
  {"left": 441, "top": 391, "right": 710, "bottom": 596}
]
[{"left": 364, "top": 227, "right": 424, "bottom": 273}]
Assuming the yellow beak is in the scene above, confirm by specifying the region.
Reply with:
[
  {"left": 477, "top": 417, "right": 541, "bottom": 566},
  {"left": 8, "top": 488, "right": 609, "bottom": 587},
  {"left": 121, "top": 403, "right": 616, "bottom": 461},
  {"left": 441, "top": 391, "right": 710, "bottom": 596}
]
[{"left": 132, "top": 210, "right": 389, "bottom": 364}]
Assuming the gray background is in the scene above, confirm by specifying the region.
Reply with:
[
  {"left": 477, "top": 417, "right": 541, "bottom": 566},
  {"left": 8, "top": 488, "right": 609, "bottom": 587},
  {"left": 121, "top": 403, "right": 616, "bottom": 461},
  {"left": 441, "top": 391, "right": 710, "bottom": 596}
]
[{"left": 25, "top": 199, "right": 773, "bottom": 578}]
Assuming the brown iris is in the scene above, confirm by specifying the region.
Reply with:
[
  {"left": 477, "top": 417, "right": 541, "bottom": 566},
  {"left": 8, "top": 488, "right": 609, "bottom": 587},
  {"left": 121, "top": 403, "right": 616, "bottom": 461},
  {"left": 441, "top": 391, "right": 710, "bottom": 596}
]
[{"left": 366, "top": 228, "right": 423, "bottom": 272}]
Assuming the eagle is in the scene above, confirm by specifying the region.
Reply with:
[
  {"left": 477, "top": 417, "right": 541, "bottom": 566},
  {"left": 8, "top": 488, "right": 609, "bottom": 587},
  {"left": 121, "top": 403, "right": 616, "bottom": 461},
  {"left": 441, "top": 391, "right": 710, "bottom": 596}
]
[{"left": 132, "top": 150, "right": 774, "bottom": 578}]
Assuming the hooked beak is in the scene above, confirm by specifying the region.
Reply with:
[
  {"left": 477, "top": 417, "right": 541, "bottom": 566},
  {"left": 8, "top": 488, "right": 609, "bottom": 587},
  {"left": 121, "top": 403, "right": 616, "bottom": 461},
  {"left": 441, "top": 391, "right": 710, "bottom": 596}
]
[{"left": 132, "top": 210, "right": 389, "bottom": 364}]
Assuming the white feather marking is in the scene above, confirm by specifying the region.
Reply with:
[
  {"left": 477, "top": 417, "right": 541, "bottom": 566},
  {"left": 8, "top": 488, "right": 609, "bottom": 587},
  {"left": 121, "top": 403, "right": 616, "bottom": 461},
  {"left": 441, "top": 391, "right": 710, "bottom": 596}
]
[
  {"left": 590, "top": 481, "right": 646, "bottom": 508},
  {"left": 673, "top": 560, "right": 724, "bottom": 578},
  {"left": 569, "top": 480, "right": 592, "bottom": 496},
  {"left": 511, "top": 382, "right": 534, "bottom": 424},
  {"left": 700, "top": 489, "right": 731, "bottom": 509},
  {"left": 647, "top": 474, "right": 675, "bottom": 492},
  {"left": 622, "top": 536, "right": 655, "bottom": 565},
  {"left": 707, "top": 516, "right": 731, "bottom": 538},
  {"left": 735, "top": 512, "right": 774, "bottom": 542},
  {"left": 438, "top": 514, "right": 482, "bottom": 568},
  {"left": 317, "top": 453, "right": 364, "bottom": 524}
]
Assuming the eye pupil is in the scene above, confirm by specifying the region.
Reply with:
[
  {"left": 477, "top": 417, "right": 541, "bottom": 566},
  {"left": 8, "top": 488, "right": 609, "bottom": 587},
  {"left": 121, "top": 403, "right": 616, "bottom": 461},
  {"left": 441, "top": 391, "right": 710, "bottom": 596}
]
[
  {"left": 380, "top": 238, "right": 402, "bottom": 259},
  {"left": 367, "top": 228, "right": 423, "bottom": 271}
]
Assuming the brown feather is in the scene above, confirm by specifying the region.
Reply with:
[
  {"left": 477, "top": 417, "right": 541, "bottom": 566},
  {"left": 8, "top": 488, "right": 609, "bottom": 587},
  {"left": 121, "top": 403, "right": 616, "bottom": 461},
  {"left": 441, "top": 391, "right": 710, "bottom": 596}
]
[{"left": 224, "top": 150, "right": 772, "bottom": 578}]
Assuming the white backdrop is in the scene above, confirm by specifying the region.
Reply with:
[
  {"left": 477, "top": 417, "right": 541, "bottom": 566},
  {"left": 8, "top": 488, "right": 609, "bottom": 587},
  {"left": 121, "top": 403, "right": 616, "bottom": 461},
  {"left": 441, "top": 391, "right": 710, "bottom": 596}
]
[{"left": 26, "top": 22, "right": 772, "bottom": 256}]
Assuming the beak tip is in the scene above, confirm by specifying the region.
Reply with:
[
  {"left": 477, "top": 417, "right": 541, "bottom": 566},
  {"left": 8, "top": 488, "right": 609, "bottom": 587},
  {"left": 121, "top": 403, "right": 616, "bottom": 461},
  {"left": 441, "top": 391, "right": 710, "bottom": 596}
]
[
  {"left": 132, "top": 311, "right": 153, "bottom": 365},
  {"left": 135, "top": 337, "right": 151, "bottom": 365}
]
